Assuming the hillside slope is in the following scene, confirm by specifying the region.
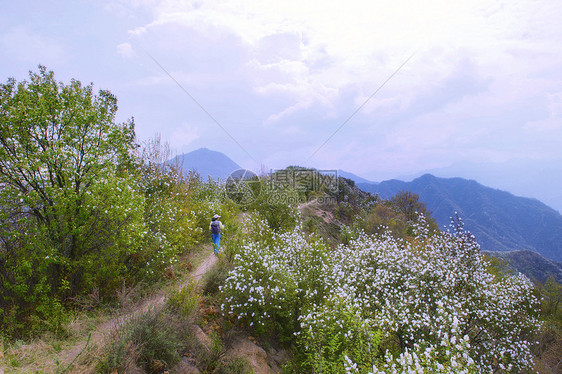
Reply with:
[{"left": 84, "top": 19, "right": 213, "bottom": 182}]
[
  {"left": 485, "top": 249, "right": 562, "bottom": 283},
  {"left": 359, "top": 174, "right": 562, "bottom": 262}
]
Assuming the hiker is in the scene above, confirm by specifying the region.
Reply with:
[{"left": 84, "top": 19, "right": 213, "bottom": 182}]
[{"left": 210, "top": 214, "right": 224, "bottom": 254}]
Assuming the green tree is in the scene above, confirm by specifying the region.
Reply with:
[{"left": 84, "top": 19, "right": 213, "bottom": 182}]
[
  {"left": 389, "top": 190, "right": 427, "bottom": 221},
  {"left": 0, "top": 66, "right": 142, "bottom": 335},
  {"left": 363, "top": 203, "right": 408, "bottom": 238},
  {"left": 250, "top": 179, "right": 300, "bottom": 232},
  {"left": 543, "top": 276, "right": 562, "bottom": 316}
]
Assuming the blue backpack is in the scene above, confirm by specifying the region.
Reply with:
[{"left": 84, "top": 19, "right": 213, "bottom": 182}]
[{"left": 210, "top": 221, "right": 221, "bottom": 234}]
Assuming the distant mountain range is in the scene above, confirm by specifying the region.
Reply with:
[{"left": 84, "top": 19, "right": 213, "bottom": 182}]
[
  {"left": 358, "top": 174, "right": 562, "bottom": 262},
  {"left": 418, "top": 159, "right": 562, "bottom": 214},
  {"left": 171, "top": 148, "right": 562, "bottom": 266},
  {"left": 167, "top": 148, "right": 241, "bottom": 181}
]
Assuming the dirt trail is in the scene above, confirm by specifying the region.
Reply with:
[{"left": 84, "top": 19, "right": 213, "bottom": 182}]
[
  {"left": 58, "top": 247, "right": 218, "bottom": 371},
  {"left": 185, "top": 250, "right": 219, "bottom": 287}
]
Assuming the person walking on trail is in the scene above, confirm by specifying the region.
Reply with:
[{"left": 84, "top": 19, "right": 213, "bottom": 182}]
[{"left": 210, "top": 214, "right": 224, "bottom": 254}]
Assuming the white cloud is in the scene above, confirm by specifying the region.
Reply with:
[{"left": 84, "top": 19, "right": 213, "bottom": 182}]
[
  {"left": 116, "top": 0, "right": 562, "bottom": 181},
  {"left": 0, "top": 0, "right": 554, "bottom": 204},
  {"left": 117, "top": 42, "right": 135, "bottom": 58},
  {"left": 125, "top": 1, "right": 542, "bottom": 117}
]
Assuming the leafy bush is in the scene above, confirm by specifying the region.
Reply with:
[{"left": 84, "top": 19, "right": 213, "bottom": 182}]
[
  {"left": 166, "top": 280, "right": 199, "bottom": 319},
  {"left": 96, "top": 307, "right": 189, "bottom": 373},
  {"left": 362, "top": 203, "right": 408, "bottom": 239},
  {"left": 135, "top": 142, "right": 201, "bottom": 281},
  {"left": 389, "top": 190, "right": 430, "bottom": 222}
]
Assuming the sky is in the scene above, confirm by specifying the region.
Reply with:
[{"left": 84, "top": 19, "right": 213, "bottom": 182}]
[{"left": 2, "top": 0, "right": 562, "bottom": 211}]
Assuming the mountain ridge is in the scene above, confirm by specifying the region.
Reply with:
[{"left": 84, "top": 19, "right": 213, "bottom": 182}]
[
  {"left": 337, "top": 169, "right": 377, "bottom": 185},
  {"left": 418, "top": 159, "right": 562, "bottom": 213},
  {"left": 359, "top": 173, "right": 562, "bottom": 262}
]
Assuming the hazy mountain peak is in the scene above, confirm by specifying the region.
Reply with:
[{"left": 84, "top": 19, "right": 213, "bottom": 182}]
[{"left": 167, "top": 148, "right": 241, "bottom": 180}]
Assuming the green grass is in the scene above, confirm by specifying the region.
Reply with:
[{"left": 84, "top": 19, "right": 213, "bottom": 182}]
[{"left": 96, "top": 306, "right": 189, "bottom": 374}]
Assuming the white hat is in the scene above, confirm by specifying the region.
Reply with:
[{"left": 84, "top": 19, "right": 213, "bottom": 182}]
[{"left": 213, "top": 214, "right": 221, "bottom": 219}]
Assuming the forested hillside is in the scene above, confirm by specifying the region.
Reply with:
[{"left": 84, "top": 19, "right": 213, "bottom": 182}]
[
  {"left": 486, "top": 249, "right": 562, "bottom": 283},
  {"left": 359, "top": 174, "right": 562, "bottom": 262},
  {"left": 2, "top": 68, "right": 562, "bottom": 373}
]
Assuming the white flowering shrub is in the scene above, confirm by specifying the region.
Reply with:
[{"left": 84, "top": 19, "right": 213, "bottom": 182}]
[
  {"left": 221, "top": 213, "right": 539, "bottom": 373},
  {"left": 136, "top": 162, "right": 198, "bottom": 280},
  {"left": 362, "top": 336, "right": 476, "bottom": 374},
  {"left": 221, "top": 213, "right": 330, "bottom": 340},
  {"left": 298, "top": 297, "right": 384, "bottom": 372},
  {"left": 329, "top": 215, "right": 539, "bottom": 373},
  {"left": 73, "top": 172, "right": 146, "bottom": 294}
]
